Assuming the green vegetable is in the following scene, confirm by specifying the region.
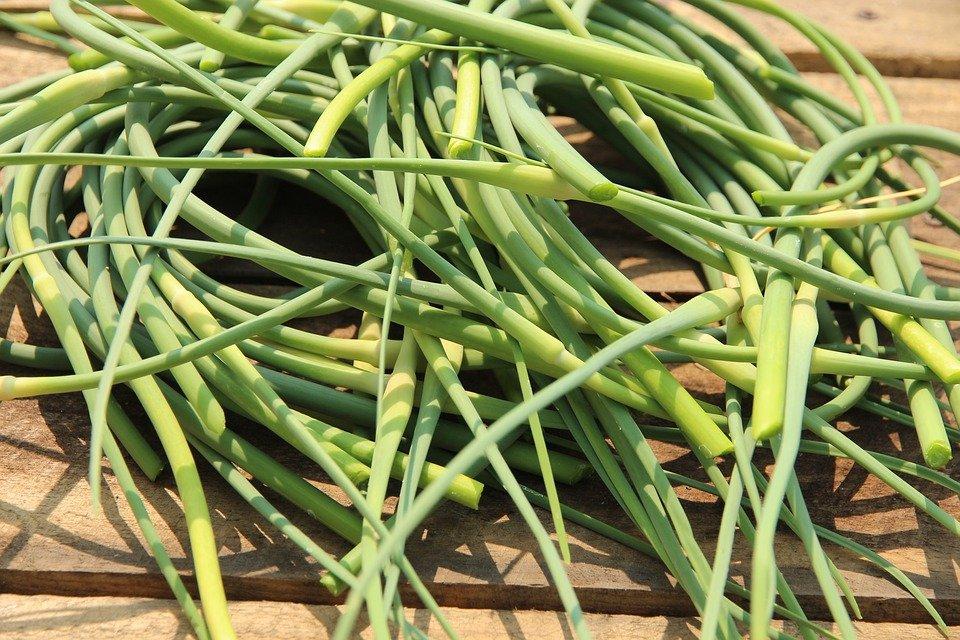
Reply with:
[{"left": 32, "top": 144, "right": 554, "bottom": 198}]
[{"left": 1, "top": 1, "right": 959, "bottom": 638}]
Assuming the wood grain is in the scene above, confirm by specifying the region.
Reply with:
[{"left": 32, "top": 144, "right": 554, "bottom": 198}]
[
  {"left": 0, "top": 30, "right": 66, "bottom": 83},
  {"left": 661, "top": 0, "right": 960, "bottom": 79}
]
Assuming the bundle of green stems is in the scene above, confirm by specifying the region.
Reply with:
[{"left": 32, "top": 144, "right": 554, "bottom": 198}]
[{"left": 1, "top": 0, "right": 959, "bottom": 637}]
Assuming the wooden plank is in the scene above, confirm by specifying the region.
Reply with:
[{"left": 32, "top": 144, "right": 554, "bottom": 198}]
[
  {"left": 2, "top": 594, "right": 958, "bottom": 640},
  {"left": 661, "top": 0, "right": 960, "bottom": 79},
  {"left": 0, "top": 31, "right": 66, "bottom": 83}
]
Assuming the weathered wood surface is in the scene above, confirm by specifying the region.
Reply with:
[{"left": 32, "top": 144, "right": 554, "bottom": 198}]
[
  {"left": 662, "top": 0, "right": 960, "bottom": 79},
  {"left": 2, "top": 595, "right": 958, "bottom": 640}
]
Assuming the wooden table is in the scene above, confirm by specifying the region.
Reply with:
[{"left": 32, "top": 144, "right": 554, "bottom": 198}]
[{"left": 1, "top": 2, "right": 960, "bottom": 637}]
